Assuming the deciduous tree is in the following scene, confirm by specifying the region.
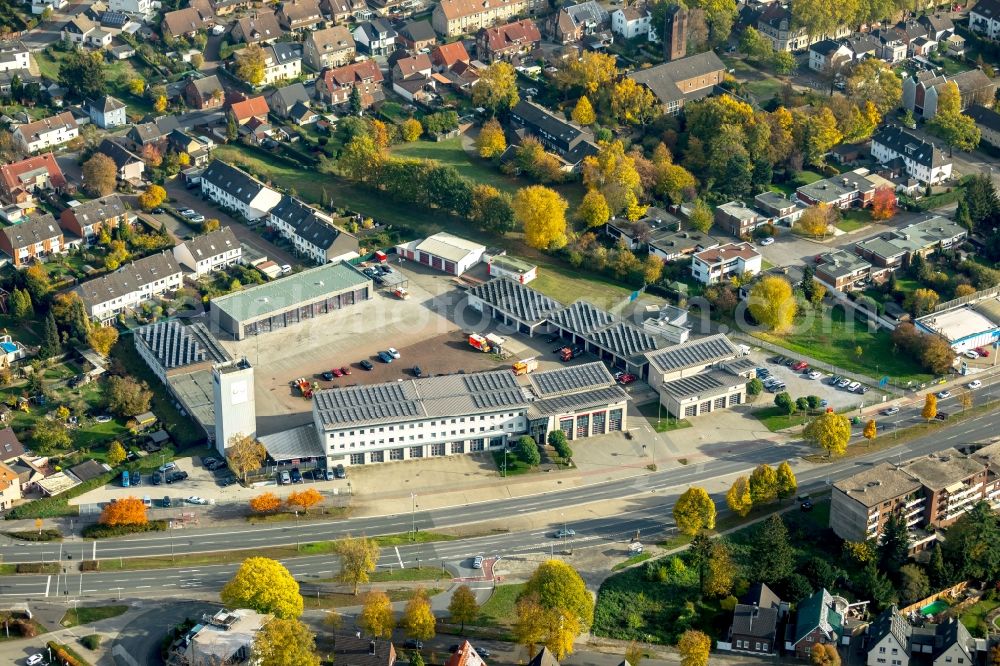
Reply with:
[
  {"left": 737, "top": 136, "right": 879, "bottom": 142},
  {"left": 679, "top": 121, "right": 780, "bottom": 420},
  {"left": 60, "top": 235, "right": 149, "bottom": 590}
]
[
  {"left": 678, "top": 629, "right": 711, "bottom": 666},
  {"left": 524, "top": 560, "right": 594, "bottom": 631},
  {"left": 688, "top": 198, "right": 713, "bottom": 233},
  {"left": 476, "top": 118, "right": 506, "bottom": 158},
  {"left": 251, "top": 618, "right": 320, "bottom": 666},
  {"left": 611, "top": 77, "right": 660, "bottom": 126},
  {"left": 803, "top": 411, "right": 851, "bottom": 457},
  {"left": 554, "top": 51, "right": 618, "bottom": 96},
  {"left": 776, "top": 461, "right": 797, "bottom": 500},
  {"left": 105, "top": 375, "right": 152, "bottom": 417},
  {"left": 402, "top": 588, "right": 436, "bottom": 641},
  {"left": 285, "top": 488, "right": 323, "bottom": 514},
  {"left": 571, "top": 96, "right": 596, "bottom": 125},
  {"left": 513, "top": 594, "right": 547, "bottom": 658},
  {"left": 58, "top": 49, "right": 107, "bottom": 99},
  {"left": 249, "top": 492, "right": 282, "bottom": 514},
  {"left": 928, "top": 82, "right": 981, "bottom": 153},
  {"left": 810, "top": 643, "right": 841, "bottom": 666},
  {"left": 107, "top": 441, "right": 127, "bottom": 467},
  {"left": 922, "top": 393, "right": 937, "bottom": 421},
  {"left": 899, "top": 564, "right": 930, "bottom": 605},
  {"left": 337, "top": 534, "right": 380, "bottom": 595},
  {"left": 138, "top": 185, "right": 167, "bottom": 211},
  {"left": 358, "top": 590, "right": 395, "bottom": 638},
  {"left": 226, "top": 433, "right": 266, "bottom": 482},
  {"left": 401, "top": 118, "right": 423, "bottom": 142},
  {"left": 740, "top": 26, "right": 773, "bottom": 62},
  {"left": 577, "top": 189, "right": 610, "bottom": 228},
  {"left": 748, "top": 463, "right": 778, "bottom": 504},
  {"left": 32, "top": 420, "right": 70, "bottom": 454},
  {"left": 905, "top": 288, "right": 939, "bottom": 316},
  {"left": 795, "top": 203, "right": 834, "bottom": 237},
  {"left": 469, "top": 184, "right": 515, "bottom": 234},
  {"left": 234, "top": 44, "right": 266, "bottom": 86},
  {"left": 99, "top": 496, "right": 148, "bottom": 526},
  {"left": 88, "top": 326, "right": 119, "bottom": 357},
  {"left": 863, "top": 419, "right": 877, "bottom": 443},
  {"left": 582, "top": 140, "right": 642, "bottom": 215},
  {"left": 748, "top": 276, "right": 797, "bottom": 333},
  {"left": 448, "top": 584, "right": 479, "bottom": 632},
  {"left": 673, "top": 486, "right": 716, "bottom": 535},
  {"left": 871, "top": 187, "right": 897, "bottom": 221},
  {"left": 514, "top": 186, "right": 568, "bottom": 250},
  {"left": 82, "top": 153, "right": 117, "bottom": 197},
  {"left": 847, "top": 59, "right": 902, "bottom": 116},
  {"left": 221, "top": 557, "right": 303, "bottom": 619},
  {"left": 472, "top": 62, "right": 519, "bottom": 115}
]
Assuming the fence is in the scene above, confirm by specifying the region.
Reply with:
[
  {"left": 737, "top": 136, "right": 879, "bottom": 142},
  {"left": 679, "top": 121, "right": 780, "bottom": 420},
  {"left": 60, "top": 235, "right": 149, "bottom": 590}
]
[
  {"left": 933, "top": 284, "right": 1000, "bottom": 313},
  {"left": 898, "top": 581, "right": 971, "bottom": 617}
]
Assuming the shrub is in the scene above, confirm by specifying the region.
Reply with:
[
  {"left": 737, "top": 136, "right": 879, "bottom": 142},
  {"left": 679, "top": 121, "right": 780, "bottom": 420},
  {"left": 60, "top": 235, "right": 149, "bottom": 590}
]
[
  {"left": 16, "top": 563, "right": 58, "bottom": 574},
  {"left": 82, "top": 520, "right": 167, "bottom": 539},
  {"left": 81, "top": 634, "right": 101, "bottom": 650},
  {"left": 80, "top": 560, "right": 100, "bottom": 572},
  {"left": 5, "top": 529, "right": 62, "bottom": 541},
  {"left": 47, "top": 642, "right": 86, "bottom": 666}
]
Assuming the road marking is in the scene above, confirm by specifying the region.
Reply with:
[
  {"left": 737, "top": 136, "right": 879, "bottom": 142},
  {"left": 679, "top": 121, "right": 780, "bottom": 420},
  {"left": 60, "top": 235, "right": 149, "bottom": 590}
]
[
  {"left": 44, "top": 576, "right": 50, "bottom": 598},
  {"left": 136, "top": 585, "right": 150, "bottom": 589},
  {"left": 92, "top": 542, "right": 96, "bottom": 560},
  {"left": 395, "top": 547, "right": 404, "bottom": 569}
]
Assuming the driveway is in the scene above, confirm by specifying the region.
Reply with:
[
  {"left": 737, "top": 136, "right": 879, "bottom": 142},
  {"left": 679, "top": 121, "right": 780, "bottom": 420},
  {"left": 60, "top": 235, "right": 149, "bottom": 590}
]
[{"left": 164, "top": 181, "right": 300, "bottom": 268}]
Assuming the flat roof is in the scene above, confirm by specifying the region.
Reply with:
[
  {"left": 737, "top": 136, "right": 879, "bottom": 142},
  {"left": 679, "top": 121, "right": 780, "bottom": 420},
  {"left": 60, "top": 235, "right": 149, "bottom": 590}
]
[
  {"left": 904, "top": 449, "right": 985, "bottom": 490},
  {"left": 167, "top": 369, "right": 215, "bottom": 435},
  {"left": 211, "top": 262, "right": 370, "bottom": 323},
  {"left": 259, "top": 425, "right": 324, "bottom": 461},
  {"left": 917, "top": 306, "right": 999, "bottom": 342},
  {"left": 489, "top": 254, "right": 536, "bottom": 274},
  {"left": 816, "top": 250, "right": 872, "bottom": 280},
  {"left": 833, "top": 462, "right": 922, "bottom": 507}
]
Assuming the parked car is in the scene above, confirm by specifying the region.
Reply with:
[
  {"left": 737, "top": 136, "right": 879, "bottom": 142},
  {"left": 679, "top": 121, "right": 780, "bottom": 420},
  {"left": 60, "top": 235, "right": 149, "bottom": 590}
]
[
  {"left": 759, "top": 237, "right": 775, "bottom": 246},
  {"left": 404, "top": 639, "right": 423, "bottom": 650},
  {"left": 280, "top": 264, "right": 292, "bottom": 274},
  {"left": 335, "top": 464, "right": 346, "bottom": 479},
  {"left": 829, "top": 375, "right": 842, "bottom": 385},
  {"left": 280, "top": 471, "right": 291, "bottom": 484},
  {"left": 807, "top": 371, "right": 822, "bottom": 380},
  {"left": 290, "top": 468, "right": 302, "bottom": 483},
  {"left": 377, "top": 351, "right": 394, "bottom": 363},
  {"left": 162, "top": 496, "right": 171, "bottom": 507},
  {"left": 340, "top": 366, "right": 351, "bottom": 376},
  {"left": 800, "top": 500, "right": 814, "bottom": 512},
  {"left": 846, "top": 381, "right": 861, "bottom": 392},
  {"left": 186, "top": 496, "right": 208, "bottom": 505},
  {"left": 218, "top": 476, "right": 237, "bottom": 487},
  {"left": 26, "top": 654, "right": 44, "bottom": 665},
  {"left": 937, "top": 390, "right": 952, "bottom": 399},
  {"left": 95, "top": 414, "right": 112, "bottom": 423},
  {"left": 360, "top": 359, "right": 374, "bottom": 371},
  {"left": 837, "top": 378, "right": 851, "bottom": 389},
  {"left": 324, "top": 470, "right": 336, "bottom": 481},
  {"left": 166, "top": 471, "right": 188, "bottom": 483},
  {"left": 975, "top": 346, "right": 991, "bottom": 357},
  {"left": 130, "top": 470, "right": 142, "bottom": 487},
  {"left": 963, "top": 350, "right": 979, "bottom": 359},
  {"left": 413, "top": 366, "right": 423, "bottom": 377},
  {"left": 882, "top": 406, "right": 900, "bottom": 416},
  {"left": 189, "top": 215, "right": 205, "bottom": 224},
  {"left": 158, "top": 462, "right": 176, "bottom": 473},
  {"left": 936, "top": 411, "right": 949, "bottom": 420},
  {"left": 618, "top": 373, "right": 636, "bottom": 384},
  {"left": 152, "top": 471, "right": 163, "bottom": 485},
  {"left": 968, "top": 380, "right": 983, "bottom": 389},
  {"left": 792, "top": 361, "right": 808, "bottom": 371},
  {"left": 387, "top": 347, "right": 401, "bottom": 359},
  {"left": 321, "top": 371, "right": 335, "bottom": 381}
]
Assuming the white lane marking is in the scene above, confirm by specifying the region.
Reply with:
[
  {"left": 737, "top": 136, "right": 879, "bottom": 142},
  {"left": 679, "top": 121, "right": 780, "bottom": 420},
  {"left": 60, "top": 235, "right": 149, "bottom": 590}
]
[
  {"left": 92, "top": 542, "right": 96, "bottom": 560},
  {"left": 44, "top": 576, "right": 50, "bottom": 598},
  {"left": 395, "top": 547, "right": 404, "bottom": 569}
]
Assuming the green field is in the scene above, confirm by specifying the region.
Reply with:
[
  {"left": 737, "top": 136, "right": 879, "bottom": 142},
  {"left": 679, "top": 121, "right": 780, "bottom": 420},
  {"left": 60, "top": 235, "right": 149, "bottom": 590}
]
[
  {"left": 477, "top": 583, "right": 526, "bottom": 627},
  {"left": 960, "top": 598, "right": 1000, "bottom": 637},
  {"left": 391, "top": 138, "right": 520, "bottom": 193},
  {"left": 753, "top": 306, "right": 933, "bottom": 385},
  {"left": 752, "top": 405, "right": 817, "bottom": 432}
]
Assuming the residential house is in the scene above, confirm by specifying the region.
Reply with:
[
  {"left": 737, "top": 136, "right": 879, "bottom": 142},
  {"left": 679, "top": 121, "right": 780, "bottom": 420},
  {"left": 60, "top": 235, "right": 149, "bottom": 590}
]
[
  {"left": 864, "top": 607, "right": 977, "bottom": 666},
  {"left": 432, "top": 0, "right": 527, "bottom": 38},
  {"left": 527, "top": 648, "right": 559, "bottom": 666},
  {"left": 173, "top": 227, "right": 242, "bottom": 276},
  {"left": 392, "top": 53, "right": 433, "bottom": 102},
  {"left": 0, "top": 429, "right": 26, "bottom": 463},
  {"left": 304, "top": 26, "right": 356, "bottom": 70},
  {"left": 809, "top": 39, "right": 852, "bottom": 73},
  {"left": 715, "top": 201, "right": 764, "bottom": 238},
  {"left": 277, "top": 0, "right": 322, "bottom": 31},
  {"left": 477, "top": 19, "right": 541, "bottom": 63},
  {"left": 354, "top": 19, "right": 398, "bottom": 56},
  {"left": 790, "top": 589, "right": 843, "bottom": 660},
  {"left": 0, "top": 153, "right": 67, "bottom": 204},
  {"left": 0, "top": 462, "right": 20, "bottom": 510},
  {"left": 944, "top": 33, "right": 966, "bottom": 56},
  {"left": 0, "top": 41, "right": 29, "bottom": 72},
  {"left": 606, "top": 210, "right": 720, "bottom": 261},
  {"left": 185, "top": 75, "right": 226, "bottom": 110},
  {"left": 508, "top": 99, "right": 600, "bottom": 167},
  {"left": 322, "top": 0, "right": 367, "bottom": 24},
  {"left": 257, "top": 42, "right": 302, "bottom": 86},
  {"left": 966, "top": 105, "right": 1000, "bottom": 149},
  {"left": 87, "top": 95, "right": 127, "bottom": 129},
  {"left": 13, "top": 112, "right": 78, "bottom": 154},
  {"left": 754, "top": 191, "right": 803, "bottom": 226},
  {"left": 315, "top": 59, "right": 384, "bottom": 107},
  {"left": 627, "top": 51, "right": 725, "bottom": 114},
  {"left": 397, "top": 20, "right": 437, "bottom": 52},
  {"left": 757, "top": 3, "right": 848, "bottom": 52},
  {"left": 109, "top": 0, "right": 154, "bottom": 18},
  {"left": 971, "top": 0, "right": 1000, "bottom": 40},
  {"left": 162, "top": 7, "right": 210, "bottom": 40},
  {"left": 267, "top": 82, "right": 312, "bottom": 118},
  {"left": 902, "top": 69, "right": 998, "bottom": 120},
  {"left": 795, "top": 168, "right": 884, "bottom": 209},
  {"left": 172, "top": 609, "right": 272, "bottom": 666},
  {"left": 268, "top": 196, "right": 359, "bottom": 264},
  {"left": 61, "top": 15, "right": 114, "bottom": 48},
  {"left": 199, "top": 160, "right": 282, "bottom": 221},
  {"left": 59, "top": 195, "right": 129, "bottom": 242},
  {"left": 101, "top": 137, "right": 148, "bottom": 183},
  {"left": 0, "top": 213, "right": 64, "bottom": 266},
  {"left": 909, "top": 35, "right": 937, "bottom": 57},
  {"left": 229, "top": 96, "right": 270, "bottom": 126},
  {"left": 445, "top": 641, "right": 487, "bottom": 666},
  {"left": 209, "top": 0, "right": 251, "bottom": 16},
  {"left": 231, "top": 13, "right": 284, "bottom": 45},
  {"left": 76, "top": 250, "right": 182, "bottom": 322},
  {"left": 853, "top": 216, "right": 967, "bottom": 274},
  {"left": 332, "top": 632, "right": 396, "bottom": 666},
  {"left": 870, "top": 125, "right": 952, "bottom": 185},
  {"left": 843, "top": 34, "right": 880, "bottom": 60},
  {"left": 644, "top": 333, "right": 749, "bottom": 418},
  {"left": 726, "top": 583, "right": 785, "bottom": 655},
  {"left": 431, "top": 41, "right": 471, "bottom": 70},
  {"left": 549, "top": 1, "right": 609, "bottom": 44},
  {"left": 875, "top": 28, "right": 908, "bottom": 63},
  {"left": 611, "top": 6, "right": 652, "bottom": 40},
  {"left": 690, "top": 242, "right": 761, "bottom": 285},
  {"left": 814, "top": 249, "right": 883, "bottom": 291},
  {"left": 33, "top": 0, "right": 68, "bottom": 16},
  {"left": 167, "top": 130, "right": 214, "bottom": 167}
]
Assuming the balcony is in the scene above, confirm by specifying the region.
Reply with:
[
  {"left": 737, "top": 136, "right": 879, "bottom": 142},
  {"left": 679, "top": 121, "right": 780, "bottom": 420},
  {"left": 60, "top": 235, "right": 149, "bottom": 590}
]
[{"left": 904, "top": 496, "right": 924, "bottom": 509}]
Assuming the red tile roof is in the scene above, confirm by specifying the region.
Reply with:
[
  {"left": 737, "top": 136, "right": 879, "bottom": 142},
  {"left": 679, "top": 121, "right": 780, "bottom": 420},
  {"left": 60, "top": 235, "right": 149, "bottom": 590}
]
[
  {"left": 0, "top": 153, "right": 67, "bottom": 194},
  {"left": 481, "top": 18, "right": 540, "bottom": 52},
  {"left": 229, "top": 95, "right": 270, "bottom": 121},
  {"left": 431, "top": 41, "right": 470, "bottom": 68},
  {"left": 319, "top": 59, "right": 383, "bottom": 89}
]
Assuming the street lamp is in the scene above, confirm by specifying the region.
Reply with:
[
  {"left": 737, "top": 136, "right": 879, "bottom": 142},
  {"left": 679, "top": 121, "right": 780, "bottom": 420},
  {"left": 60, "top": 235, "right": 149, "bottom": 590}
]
[{"left": 410, "top": 493, "right": 417, "bottom": 541}]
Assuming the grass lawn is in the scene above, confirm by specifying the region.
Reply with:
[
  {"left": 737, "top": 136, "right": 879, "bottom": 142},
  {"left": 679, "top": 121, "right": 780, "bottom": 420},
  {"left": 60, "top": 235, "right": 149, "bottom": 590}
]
[
  {"left": 837, "top": 209, "right": 872, "bottom": 233},
  {"left": 477, "top": 583, "right": 525, "bottom": 627},
  {"left": 60, "top": 605, "right": 128, "bottom": 628},
  {"left": 612, "top": 552, "right": 651, "bottom": 571},
  {"left": 491, "top": 450, "right": 535, "bottom": 476},
  {"left": 391, "top": 138, "right": 520, "bottom": 193},
  {"left": 373, "top": 531, "right": 457, "bottom": 546},
  {"left": 752, "top": 405, "right": 817, "bottom": 432},
  {"left": 960, "top": 599, "right": 1000, "bottom": 636},
  {"left": 753, "top": 306, "right": 933, "bottom": 386},
  {"left": 303, "top": 587, "right": 444, "bottom": 609},
  {"left": 0, "top": 314, "right": 42, "bottom": 346},
  {"left": 369, "top": 567, "right": 450, "bottom": 582},
  {"left": 637, "top": 402, "right": 692, "bottom": 433}
]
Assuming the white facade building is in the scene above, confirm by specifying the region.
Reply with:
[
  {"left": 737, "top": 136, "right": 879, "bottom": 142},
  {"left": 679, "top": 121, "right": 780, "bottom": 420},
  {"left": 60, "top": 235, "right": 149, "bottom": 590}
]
[
  {"left": 394, "top": 232, "right": 485, "bottom": 276},
  {"left": 173, "top": 227, "right": 242, "bottom": 277},
  {"left": 0, "top": 41, "right": 29, "bottom": 72},
  {"left": 75, "top": 250, "right": 183, "bottom": 322},
  {"left": 690, "top": 242, "right": 762, "bottom": 285},
  {"left": 199, "top": 160, "right": 282, "bottom": 221},
  {"left": 108, "top": 0, "right": 154, "bottom": 18},
  {"left": 871, "top": 125, "right": 953, "bottom": 185},
  {"left": 12, "top": 112, "right": 79, "bottom": 153},
  {"left": 971, "top": 0, "right": 1000, "bottom": 39},
  {"left": 611, "top": 7, "right": 651, "bottom": 40}
]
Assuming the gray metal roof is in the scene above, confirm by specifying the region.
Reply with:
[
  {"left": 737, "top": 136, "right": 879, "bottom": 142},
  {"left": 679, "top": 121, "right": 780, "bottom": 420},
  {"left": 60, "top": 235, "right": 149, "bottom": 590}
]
[
  {"left": 167, "top": 368, "right": 215, "bottom": 435},
  {"left": 259, "top": 424, "right": 325, "bottom": 461},
  {"left": 645, "top": 334, "right": 738, "bottom": 373},
  {"left": 76, "top": 250, "right": 181, "bottom": 311},
  {"left": 135, "top": 321, "right": 232, "bottom": 370},
  {"left": 588, "top": 321, "right": 660, "bottom": 361},
  {"left": 210, "top": 262, "right": 370, "bottom": 323},
  {"left": 313, "top": 369, "right": 526, "bottom": 429},
  {"left": 529, "top": 361, "right": 613, "bottom": 396},
  {"left": 469, "top": 277, "right": 560, "bottom": 324},
  {"left": 201, "top": 160, "right": 272, "bottom": 206},
  {"left": 658, "top": 370, "right": 746, "bottom": 400},
  {"left": 548, "top": 301, "right": 614, "bottom": 335},
  {"left": 527, "top": 385, "right": 628, "bottom": 418}
]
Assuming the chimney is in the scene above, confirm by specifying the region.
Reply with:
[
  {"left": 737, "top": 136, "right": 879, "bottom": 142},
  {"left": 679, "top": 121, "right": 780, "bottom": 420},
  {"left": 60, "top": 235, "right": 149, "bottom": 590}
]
[{"left": 369, "top": 640, "right": 376, "bottom": 655}]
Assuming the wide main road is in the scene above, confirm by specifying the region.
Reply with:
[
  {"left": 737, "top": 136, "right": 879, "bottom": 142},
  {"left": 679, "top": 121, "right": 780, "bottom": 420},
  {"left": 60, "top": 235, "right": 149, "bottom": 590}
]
[{"left": 0, "top": 401, "right": 998, "bottom": 599}]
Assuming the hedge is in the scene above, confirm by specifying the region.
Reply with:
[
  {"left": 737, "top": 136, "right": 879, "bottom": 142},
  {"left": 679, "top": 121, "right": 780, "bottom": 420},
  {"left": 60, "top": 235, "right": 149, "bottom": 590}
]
[
  {"left": 80, "top": 635, "right": 101, "bottom": 650},
  {"left": 81, "top": 520, "right": 167, "bottom": 539},
  {"left": 47, "top": 641, "right": 89, "bottom": 666},
  {"left": 15, "top": 563, "right": 59, "bottom": 574},
  {"left": 5, "top": 529, "right": 62, "bottom": 541}
]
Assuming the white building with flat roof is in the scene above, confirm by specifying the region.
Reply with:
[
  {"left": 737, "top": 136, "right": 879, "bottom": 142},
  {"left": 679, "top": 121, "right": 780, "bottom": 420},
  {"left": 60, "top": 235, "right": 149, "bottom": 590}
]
[{"left": 916, "top": 298, "right": 1000, "bottom": 353}]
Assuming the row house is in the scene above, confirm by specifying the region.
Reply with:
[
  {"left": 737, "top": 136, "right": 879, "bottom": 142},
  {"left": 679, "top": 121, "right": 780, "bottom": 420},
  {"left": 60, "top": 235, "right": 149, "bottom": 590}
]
[
  {"left": 757, "top": 4, "right": 848, "bottom": 52},
  {"left": 75, "top": 250, "right": 183, "bottom": 322},
  {"left": 304, "top": 25, "right": 356, "bottom": 70},
  {"left": 967, "top": 104, "right": 1000, "bottom": 149},
  {"left": 795, "top": 168, "right": 887, "bottom": 209},
  {"left": 277, "top": 0, "right": 323, "bottom": 32},
  {"left": 268, "top": 195, "right": 359, "bottom": 264},
  {"left": 432, "top": 41, "right": 470, "bottom": 70},
  {"left": 432, "top": 0, "right": 527, "bottom": 38},
  {"left": 208, "top": 0, "right": 251, "bottom": 16},
  {"left": 199, "top": 160, "right": 281, "bottom": 221},
  {"left": 12, "top": 112, "right": 78, "bottom": 154},
  {"left": 231, "top": 13, "right": 284, "bottom": 45},
  {"left": 161, "top": 7, "right": 212, "bottom": 40},
  {"left": 854, "top": 215, "right": 967, "bottom": 271},
  {"left": 508, "top": 99, "right": 599, "bottom": 168},
  {"left": 690, "top": 242, "right": 762, "bottom": 285},
  {"left": 315, "top": 59, "right": 384, "bottom": 107},
  {"left": 870, "top": 125, "right": 952, "bottom": 185},
  {"left": 257, "top": 42, "right": 302, "bottom": 86},
  {"left": 902, "top": 69, "right": 997, "bottom": 121},
  {"left": 0, "top": 153, "right": 67, "bottom": 204},
  {"left": 172, "top": 226, "right": 242, "bottom": 277},
  {"left": 59, "top": 195, "right": 129, "bottom": 242},
  {"left": 354, "top": 18, "right": 397, "bottom": 56},
  {"left": 322, "top": 0, "right": 368, "bottom": 24},
  {"left": 865, "top": 606, "right": 975, "bottom": 666},
  {"left": 0, "top": 41, "right": 29, "bottom": 73},
  {"left": 476, "top": 19, "right": 541, "bottom": 63},
  {"left": 267, "top": 82, "right": 312, "bottom": 118},
  {"left": 971, "top": 0, "right": 1000, "bottom": 39},
  {"left": 0, "top": 213, "right": 64, "bottom": 266}
]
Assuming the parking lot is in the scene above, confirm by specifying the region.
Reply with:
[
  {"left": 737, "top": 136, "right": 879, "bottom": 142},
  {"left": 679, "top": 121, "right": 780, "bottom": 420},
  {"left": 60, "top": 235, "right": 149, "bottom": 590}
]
[{"left": 748, "top": 350, "right": 885, "bottom": 411}]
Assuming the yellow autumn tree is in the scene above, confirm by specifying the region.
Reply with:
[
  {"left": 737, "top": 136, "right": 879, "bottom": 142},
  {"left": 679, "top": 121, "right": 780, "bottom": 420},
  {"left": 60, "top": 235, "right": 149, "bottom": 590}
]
[
  {"left": 571, "top": 96, "right": 596, "bottom": 125},
  {"left": 726, "top": 476, "right": 752, "bottom": 517},
  {"left": 611, "top": 77, "right": 660, "bottom": 126},
  {"left": 673, "top": 487, "right": 716, "bottom": 535},
  {"left": 514, "top": 186, "right": 568, "bottom": 250},
  {"left": 578, "top": 189, "right": 610, "bottom": 227},
  {"left": 477, "top": 118, "right": 507, "bottom": 158},
  {"left": 747, "top": 276, "right": 798, "bottom": 333},
  {"left": 581, "top": 140, "right": 642, "bottom": 215},
  {"left": 220, "top": 557, "right": 303, "bottom": 619}
]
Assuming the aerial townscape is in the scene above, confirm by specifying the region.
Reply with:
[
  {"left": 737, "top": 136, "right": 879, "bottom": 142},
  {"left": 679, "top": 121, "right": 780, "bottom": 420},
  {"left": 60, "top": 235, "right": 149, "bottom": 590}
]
[{"left": 2, "top": 0, "right": 1000, "bottom": 663}]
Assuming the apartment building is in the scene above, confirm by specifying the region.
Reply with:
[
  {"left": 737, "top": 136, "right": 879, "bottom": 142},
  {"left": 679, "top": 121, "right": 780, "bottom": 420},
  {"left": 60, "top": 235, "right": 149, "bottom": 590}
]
[
  {"left": 304, "top": 25, "right": 356, "bottom": 70},
  {"left": 970, "top": 0, "right": 1000, "bottom": 40},
  {"left": 267, "top": 195, "right": 359, "bottom": 264},
  {"left": 854, "top": 215, "right": 968, "bottom": 271},
  {"left": 814, "top": 249, "right": 885, "bottom": 292},
  {"left": 13, "top": 112, "right": 79, "bottom": 153},
  {"left": 690, "top": 242, "right": 762, "bottom": 285},
  {"left": 757, "top": 4, "right": 849, "bottom": 52},
  {"left": 476, "top": 18, "right": 541, "bottom": 63},
  {"left": 432, "top": 0, "right": 527, "bottom": 38},
  {"left": 830, "top": 448, "right": 994, "bottom": 549},
  {"left": 508, "top": 99, "right": 599, "bottom": 167},
  {"left": 75, "top": 250, "right": 183, "bottom": 322},
  {"left": 865, "top": 607, "right": 976, "bottom": 666},
  {"left": 199, "top": 160, "right": 281, "bottom": 221},
  {"left": 903, "top": 69, "right": 997, "bottom": 120},
  {"left": 173, "top": 227, "right": 242, "bottom": 277},
  {"left": 871, "top": 125, "right": 952, "bottom": 185},
  {"left": 714, "top": 201, "right": 764, "bottom": 238},
  {"left": 0, "top": 213, "right": 64, "bottom": 267}
]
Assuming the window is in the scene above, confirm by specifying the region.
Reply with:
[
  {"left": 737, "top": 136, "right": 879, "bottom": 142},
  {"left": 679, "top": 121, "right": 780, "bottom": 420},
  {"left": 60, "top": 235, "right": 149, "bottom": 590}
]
[
  {"left": 431, "top": 443, "right": 445, "bottom": 456},
  {"left": 349, "top": 453, "right": 364, "bottom": 465},
  {"left": 410, "top": 446, "right": 423, "bottom": 458},
  {"left": 471, "top": 439, "right": 485, "bottom": 452},
  {"left": 879, "top": 648, "right": 886, "bottom": 654},
  {"left": 755, "top": 643, "right": 760, "bottom": 651},
  {"left": 762, "top": 643, "right": 768, "bottom": 652},
  {"left": 390, "top": 448, "right": 404, "bottom": 461},
  {"left": 370, "top": 450, "right": 384, "bottom": 463},
  {"left": 450, "top": 442, "right": 464, "bottom": 454}
]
